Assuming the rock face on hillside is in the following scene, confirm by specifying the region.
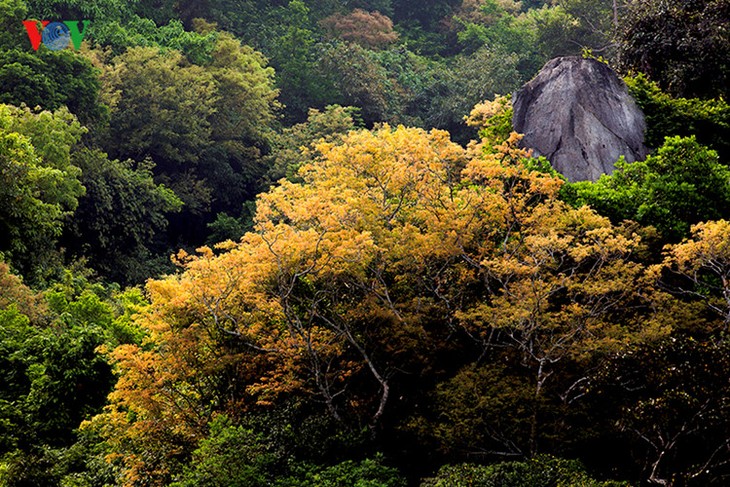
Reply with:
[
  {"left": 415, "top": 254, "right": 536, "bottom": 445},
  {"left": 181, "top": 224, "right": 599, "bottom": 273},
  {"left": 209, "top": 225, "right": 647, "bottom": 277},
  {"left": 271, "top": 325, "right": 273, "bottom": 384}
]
[{"left": 513, "top": 57, "right": 648, "bottom": 182}]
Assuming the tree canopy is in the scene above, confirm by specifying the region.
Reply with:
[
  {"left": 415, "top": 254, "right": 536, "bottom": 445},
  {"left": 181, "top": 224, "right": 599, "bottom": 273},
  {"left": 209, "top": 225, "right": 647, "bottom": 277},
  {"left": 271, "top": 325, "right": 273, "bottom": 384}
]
[{"left": 2, "top": 0, "right": 730, "bottom": 485}]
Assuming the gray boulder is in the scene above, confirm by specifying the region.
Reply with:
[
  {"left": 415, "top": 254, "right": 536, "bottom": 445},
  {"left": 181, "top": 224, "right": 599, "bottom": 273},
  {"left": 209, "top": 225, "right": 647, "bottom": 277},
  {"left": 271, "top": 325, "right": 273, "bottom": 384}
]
[{"left": 513, "top": 57, "right": 648, "bottom": 182}]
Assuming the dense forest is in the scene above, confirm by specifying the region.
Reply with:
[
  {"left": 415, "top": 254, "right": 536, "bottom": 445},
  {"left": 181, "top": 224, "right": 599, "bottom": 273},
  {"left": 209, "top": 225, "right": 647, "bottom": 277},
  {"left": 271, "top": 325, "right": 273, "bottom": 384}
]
[{"left": 0, "top": 0, "right": 729, "bottom": 485}]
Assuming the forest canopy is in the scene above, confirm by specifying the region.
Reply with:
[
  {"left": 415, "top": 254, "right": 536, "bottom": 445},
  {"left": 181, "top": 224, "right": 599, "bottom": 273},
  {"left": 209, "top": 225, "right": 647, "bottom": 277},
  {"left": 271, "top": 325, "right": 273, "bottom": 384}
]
[{"left": 1, "top": 0, "right": 729, "bottom": 485}]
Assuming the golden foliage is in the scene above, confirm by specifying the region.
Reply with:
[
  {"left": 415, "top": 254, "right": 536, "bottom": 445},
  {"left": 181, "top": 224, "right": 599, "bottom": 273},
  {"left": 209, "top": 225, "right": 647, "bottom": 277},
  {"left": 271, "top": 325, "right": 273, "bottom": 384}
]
[
  {"left": 91, "top": 124, "right": 679, "bottom": 484},
  {"left": 320, "top": 9, "right": 399, "bottom": 49},
  {"left": 0, "top": 261, "right": 47, "bottom": 323},
  {"left": 464, "top": 95, "right": 511, "bottom": 129},
  {"left": 656, "top": 220, "right": 730, "bottom": 325}
]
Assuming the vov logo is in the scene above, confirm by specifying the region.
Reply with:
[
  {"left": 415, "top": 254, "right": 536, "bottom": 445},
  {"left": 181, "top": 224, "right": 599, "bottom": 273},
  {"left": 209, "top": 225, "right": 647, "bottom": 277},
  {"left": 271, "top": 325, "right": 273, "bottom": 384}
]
[{"left": 22, "top": 20, "right": 90, "bottom": 51}]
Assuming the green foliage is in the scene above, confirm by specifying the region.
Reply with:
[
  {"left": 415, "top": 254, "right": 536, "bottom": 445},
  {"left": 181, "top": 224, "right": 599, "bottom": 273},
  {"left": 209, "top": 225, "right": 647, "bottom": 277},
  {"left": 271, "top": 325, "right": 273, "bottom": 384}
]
[
  {"left": 278, "top": 455, "right": 406, "bottom": 487},
  {"left": 625, "top": 74, "right": 730, "bottom": 161},
  {"left": 421, "top": 455, "right": 627, "bottom": 486},
  {"left": 205, "top": 212, "right": 248, "bottom": 245},
  {"left": 260, "top": 0, "right": 338, "bottom": 122},
  {"left": 0, "top": 307, "right": 112, "bottom": 450},
  {"left": 516, "top": 5, "right": 587, "bottom": 59},
  {"left": 102, "top": 46, "right": 216, "bottom": 170},
  {"left": 265, "top": 104, "right": 361, "bottom": 184},
  {"left": 0, "top": 0, "right": 29, "bottom": 50},
  {"left": 455, "top": 0, "right": 527, "bottom": 54},
  {"left": 206, "top": 31, "right": 278, "bottom": 145},
  {"left": 100, "top": 31, "right": 278, "bottom": 244},
  {"left": 0, "top": 266, "right": 146, "bottom": 485},
  {"left": 395, "top": 19, "right": 449, "bottom": 56},
  {"left": 24, "top": 0, "right": 136, "bottom": 20},
  {"left": 92, "top": 17, "right": 220, "bottom": 64},
  {"left": 444, "top": 0, "right": 620, "bottom": 107},
  {"left": 61, "top": 149, "right": 182, "bottom": 284},
  {"left": 61, "top": 149, "right": 182, "bottom": 285},
  {"left": 429, "top": 363, "right": 533, "bottom": 459},
  {"left": 618, "top": 0, "right": 730, "bottom": 100},
  {"left": 371, "top": 47, "right": 442, "bottom": 126},
  {"left": 106, "top": 287, "right": 148, "bottom": 346},
  {"left": 21, "top": 0, "right": 219, "bottom": 62},
  {"left": 348, "top": 0, "right": 393, "bottom": 17},
  {"left": 55, "top": 425, "right": 122, "bottom": 487},
  {"left": 562, "top": 136, "right": 730, "bottom": 241},
  {"left": 171, "top": 415, "right": 280, "bottom": 487},
  {"left": 44, "top": 270, "right": 147, "bottom": 346},
  {"left": 453, "top": 2, "right": 587, "bottom": 78},
  {"left": 0, "top": 104, "right": 85, "bottom": 283},
  {"left": 173, "top": 415, "right": 405, "bottom": 487},
  {"left": 555, "top": 0, "right": 617, "bottom": 53},
  {"left": 426, "top": 48, "right": 522, "bottom": 143},
  {"left": 0, "top": 49, "right": 104, "bottom": 125},
  {"left": 392, "top": 0, "right": 459, "bottom": 29},
  {"left": 317, "top": 40, "right": 401, "bottom": 125},
  {"left": 199, "top": 31, "right": 279, "bottom": 214}
]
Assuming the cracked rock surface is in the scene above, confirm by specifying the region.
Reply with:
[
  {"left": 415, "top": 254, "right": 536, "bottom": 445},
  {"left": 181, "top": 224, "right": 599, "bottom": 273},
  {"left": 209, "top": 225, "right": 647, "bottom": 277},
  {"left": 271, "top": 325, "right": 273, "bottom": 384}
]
[{"left": 513, "top": 57, "right": 648, "bottom": 182}]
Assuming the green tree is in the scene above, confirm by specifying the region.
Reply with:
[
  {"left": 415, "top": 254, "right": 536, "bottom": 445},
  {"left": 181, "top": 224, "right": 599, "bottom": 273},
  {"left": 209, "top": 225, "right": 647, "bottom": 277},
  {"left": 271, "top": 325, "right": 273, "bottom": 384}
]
[
  {"left": 317, "top": 40, "right": 402, "bottom": 124},
  {"left": 562, "top": 136, "right": 730, "bottom": 242},
  {"left": 101, "top": 46, "right": 216, "bottom": 177},
  {"left": 265, "top": 104, "right": 361, "bottom": 184},
  {"left": 371, "top": 47, "right": 444, "bottom": 127},
  {"left": 626, "top": 74, "right": 730, "bottom": 162},
  {"left": 171, "top": 415, "right": 280, "bottom": 487},
  {"left": 518, "top": 4, "right": 593, "bottom": 58},
  {"left": 618, "top": 0, "right": 730, "bottom": 99},
  {"left": 425, "top": 47, "right": 522, "bottom": 143},
  {"left": 0, "top": 104, "right": 85, "bottom": 283},
  {"left": 198, "top": 30, "right": 279, "bottom": 215},
  {"left": 0, "top": 49, "right": 104, "bottom": 125},
  {"left": 0, "top": 269, "right": 133, "bottom": 486},
  {"left": 276, "top": 456, "right": 406, "bottom": 487},
  {"left": 207, "top": 104, "right": 362, "bottom": 245},
  {"left": 453, "top": 0, "right": 528, "bottom": 55},
  {"left": 267, "top": 0, "right": 339, "bottom": 122},
  {"left": 430, "top": 362, "right": 533, "bottom": 459},
  {"left": 173, "top": 413, "right": 406, "bottom": 487},
  {"left": 0, "top": 0, "right": 29, "bottom": 51},
  {"left": 556, "top": 0, "right": 621, "bottom": 53},
  {"left": 100, "top": 33, "right": 279, "bottom": 245},
  {"left": 24, "top": 0, "right": 135, "bottom": 20},
  {"left": 422, "top": 455, "right": 626, "bottom": 486},
  {"left": 391, "top": 0, "right": 460, "bottom": 29},
  {"left": 346, "top": 0, "right": 394, "bottom": 17},
  {"left": 60, "top": 149, "right": 182, "bottom": 285}
]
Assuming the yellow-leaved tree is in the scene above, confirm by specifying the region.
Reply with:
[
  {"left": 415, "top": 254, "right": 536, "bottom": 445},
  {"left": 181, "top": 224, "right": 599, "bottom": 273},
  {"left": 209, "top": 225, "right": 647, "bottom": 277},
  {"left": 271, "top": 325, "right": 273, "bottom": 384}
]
[
  {"left": 655, "top": 220, "right": 730, "bottom": 326},
  {"left": 88, "top": 124, "right": 674, "bottom": 485}
]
